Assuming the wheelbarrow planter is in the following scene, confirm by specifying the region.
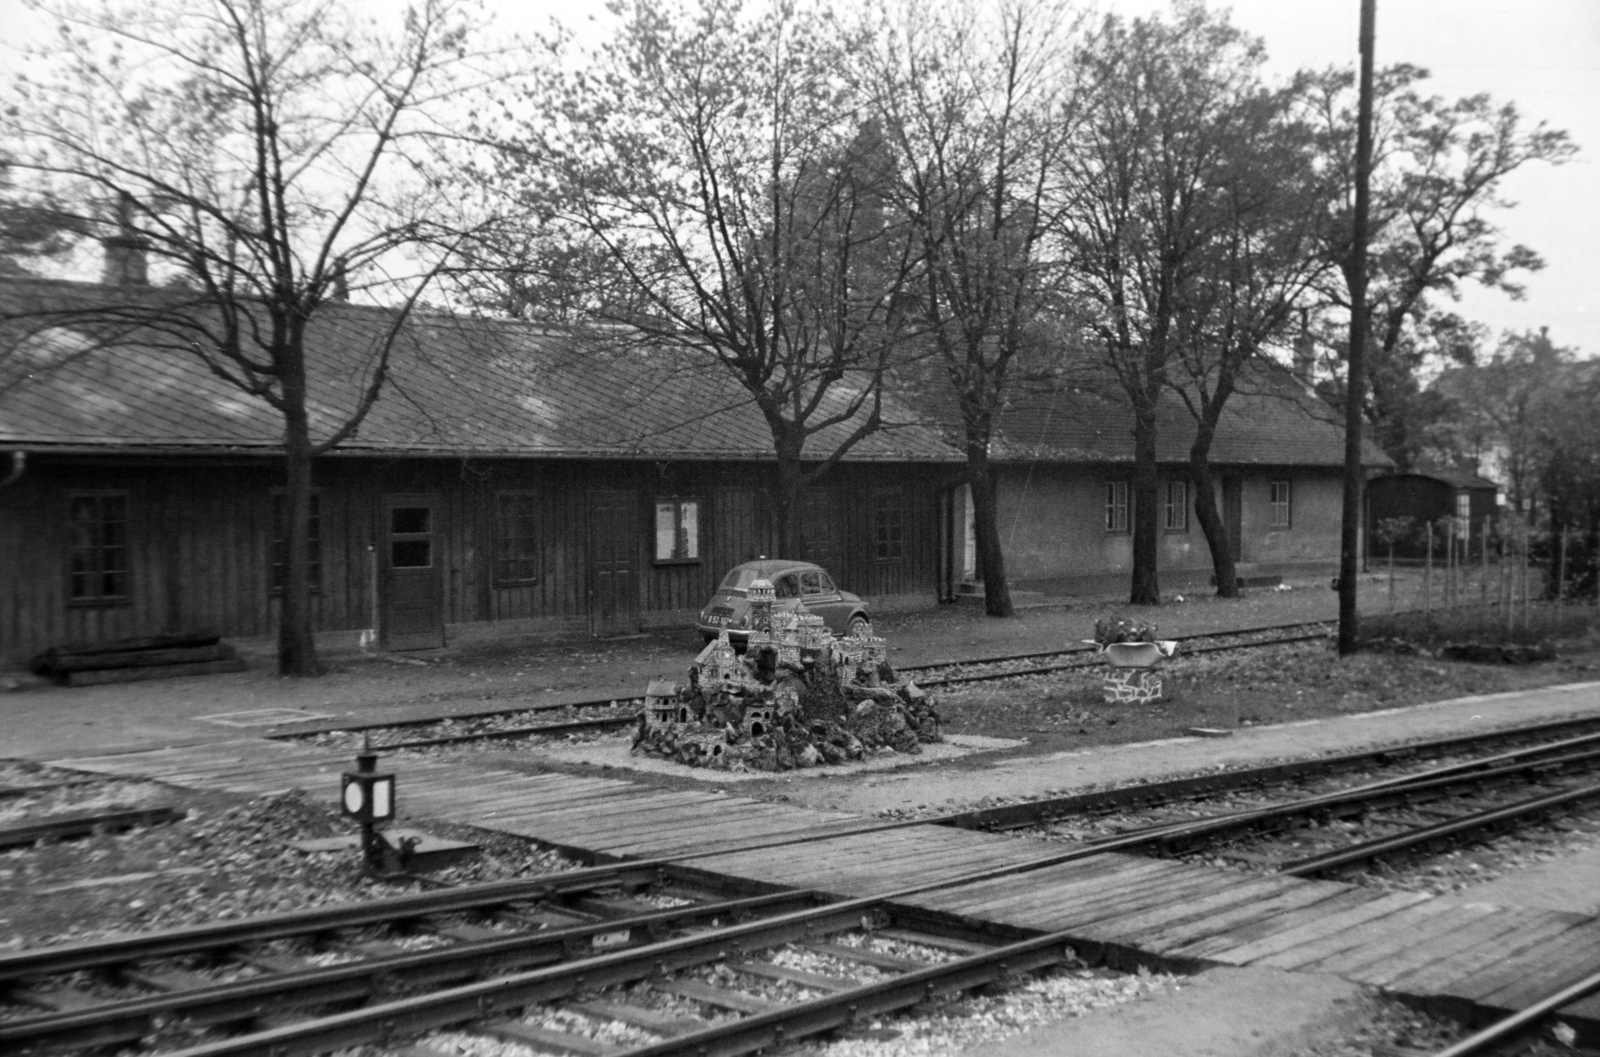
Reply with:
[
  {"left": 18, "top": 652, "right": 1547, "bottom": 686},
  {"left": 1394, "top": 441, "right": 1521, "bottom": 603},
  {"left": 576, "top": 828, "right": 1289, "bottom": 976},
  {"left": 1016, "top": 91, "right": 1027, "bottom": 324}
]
[{"left": 1084, "top": 640, "right": 1180, "bottom": 703}]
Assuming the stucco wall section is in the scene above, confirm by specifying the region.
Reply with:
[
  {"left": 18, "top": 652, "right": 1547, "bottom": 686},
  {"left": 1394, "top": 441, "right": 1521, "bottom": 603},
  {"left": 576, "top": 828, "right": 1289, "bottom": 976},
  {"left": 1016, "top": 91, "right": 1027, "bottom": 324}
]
[{"left": 991, "top": 466, "right": 1344, "bottom": 580}]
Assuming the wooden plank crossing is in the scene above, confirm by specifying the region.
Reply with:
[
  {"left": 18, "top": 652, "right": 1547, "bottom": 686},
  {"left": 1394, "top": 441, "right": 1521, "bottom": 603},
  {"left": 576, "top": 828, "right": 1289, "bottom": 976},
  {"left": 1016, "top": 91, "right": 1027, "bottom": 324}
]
[
  {"left": 46, "top": 739, "right": 1600, "bottom": 1040},
  {"left": 48, "top": 740, "right": 865, "bottom": 861}
]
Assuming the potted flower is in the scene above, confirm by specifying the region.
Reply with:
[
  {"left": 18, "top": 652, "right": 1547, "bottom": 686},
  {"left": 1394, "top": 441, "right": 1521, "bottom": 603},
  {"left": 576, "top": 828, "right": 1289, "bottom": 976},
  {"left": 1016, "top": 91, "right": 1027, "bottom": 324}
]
[{"left": 1086, "top": 617, "right": 1179, "bottom": 703}]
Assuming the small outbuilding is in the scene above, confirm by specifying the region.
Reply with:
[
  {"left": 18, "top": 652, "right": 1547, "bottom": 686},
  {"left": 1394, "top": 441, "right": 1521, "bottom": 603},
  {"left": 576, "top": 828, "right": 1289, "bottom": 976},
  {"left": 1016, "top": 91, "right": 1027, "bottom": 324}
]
[{"left": 1366, "top": 466, "right": 1501, "bottom": 561}]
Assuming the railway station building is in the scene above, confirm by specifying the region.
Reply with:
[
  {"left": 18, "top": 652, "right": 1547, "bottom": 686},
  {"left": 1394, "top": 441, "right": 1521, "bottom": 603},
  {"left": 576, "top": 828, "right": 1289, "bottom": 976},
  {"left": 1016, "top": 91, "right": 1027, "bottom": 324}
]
[
  {"left": 935, "top": 369, "right": 1391, "bottom": 601},
  {"left": 0, "top": 275, "right": 1379, "bottom": 667}
]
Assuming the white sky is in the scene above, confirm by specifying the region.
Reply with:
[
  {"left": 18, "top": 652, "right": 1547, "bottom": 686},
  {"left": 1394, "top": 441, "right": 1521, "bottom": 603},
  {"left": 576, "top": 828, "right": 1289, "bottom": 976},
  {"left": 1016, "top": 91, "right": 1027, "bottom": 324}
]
[
  {"left": 1164, "top": 0, "right": 1600, "bottom": 359},
  {"left": 4, "top": 0, "right": 1596, "bottom": 356}
]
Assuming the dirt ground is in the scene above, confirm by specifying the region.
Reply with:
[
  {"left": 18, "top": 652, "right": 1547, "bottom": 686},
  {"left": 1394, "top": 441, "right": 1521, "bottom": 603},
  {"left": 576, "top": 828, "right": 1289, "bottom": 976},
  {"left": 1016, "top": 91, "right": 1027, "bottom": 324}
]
[{"left": 931, "top": 634, "right": 1600, "bottom": 759}]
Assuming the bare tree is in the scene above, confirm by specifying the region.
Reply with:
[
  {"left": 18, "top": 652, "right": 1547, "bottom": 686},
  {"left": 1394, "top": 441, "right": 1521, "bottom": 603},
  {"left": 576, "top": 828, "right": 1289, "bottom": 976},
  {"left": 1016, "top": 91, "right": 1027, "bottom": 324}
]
[
  {"left": 491, "top": 0, "right": 918, "bottom": 555},
  {"left": 870, "top": 0, "right": 1080, "bottom": 618},
  {"left": 1058, "top": 2, "right": 1271, "bottom": 606},
  {"left": 1, "top": 0, "right": 503, "bottom": 674},
  {"left": 0, "top": 155, "right": 85, "bottom": 276},
  {"left": 1299, "top": 64, "right": 1575, "bottom": 470},
  {"left": 1167, "top": 80, "right": 1325, "bottom": 597}
]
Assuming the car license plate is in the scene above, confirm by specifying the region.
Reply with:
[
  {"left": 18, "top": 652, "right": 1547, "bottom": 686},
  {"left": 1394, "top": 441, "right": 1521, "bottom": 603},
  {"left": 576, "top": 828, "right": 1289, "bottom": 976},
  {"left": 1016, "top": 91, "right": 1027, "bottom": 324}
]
[{"left": 706, "top": 607, "right": 734, "bottom": 626}]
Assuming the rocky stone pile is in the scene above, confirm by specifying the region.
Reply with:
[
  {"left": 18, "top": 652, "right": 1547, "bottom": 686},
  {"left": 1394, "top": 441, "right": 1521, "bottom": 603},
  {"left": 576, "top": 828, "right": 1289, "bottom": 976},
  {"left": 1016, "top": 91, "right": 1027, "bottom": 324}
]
[{"left": 632, "top": 589, "right": 940, "bottom": 771}]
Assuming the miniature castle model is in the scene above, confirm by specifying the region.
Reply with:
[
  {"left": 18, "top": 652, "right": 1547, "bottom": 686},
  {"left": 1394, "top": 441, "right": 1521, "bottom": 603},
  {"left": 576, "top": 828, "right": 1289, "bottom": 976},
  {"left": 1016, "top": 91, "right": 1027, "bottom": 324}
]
[{"left": 633, "top": 587, "right": 941, "bottom": 771}]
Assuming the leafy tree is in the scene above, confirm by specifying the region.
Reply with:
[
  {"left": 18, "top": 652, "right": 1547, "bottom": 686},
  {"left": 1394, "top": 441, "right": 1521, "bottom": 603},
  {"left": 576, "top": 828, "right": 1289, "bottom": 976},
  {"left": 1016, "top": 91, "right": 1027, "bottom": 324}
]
[
  {"left": 492, "top": 0, "right": 918, "bottom": 556},
  {"left": 1, "top": 0, "right": 501, "bottom": 675},
  {"left": 869, "top": 0, "right": 1080, "bottom": 617},
  {"left": 1058, "top": 2, "right": 1282, "bottom": 605},
  {"left": 1299, "top": 64, "right": 1575, "bottom": 470},
  {"left": 1429, "top": 327, "right": 1568, "bottom": 515},
  {"left": 1536, "top": 358, "right": 1600, "bottom": 599}
]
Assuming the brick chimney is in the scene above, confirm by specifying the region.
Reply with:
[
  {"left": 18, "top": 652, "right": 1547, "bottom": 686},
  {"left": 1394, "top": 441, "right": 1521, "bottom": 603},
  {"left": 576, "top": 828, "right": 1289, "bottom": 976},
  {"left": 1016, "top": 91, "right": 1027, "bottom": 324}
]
[
  {"left": 1292, "top": 310, "right": 1315, "bottom": 383},
  {"left": 100, "top": 191, "right": 148, "bottom": 286}
]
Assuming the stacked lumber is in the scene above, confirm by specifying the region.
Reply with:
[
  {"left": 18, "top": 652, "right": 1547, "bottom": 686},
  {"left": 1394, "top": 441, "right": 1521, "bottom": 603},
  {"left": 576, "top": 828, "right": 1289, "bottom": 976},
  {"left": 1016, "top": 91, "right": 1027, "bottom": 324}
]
[{"left": 30, "top": 631, "right": 248, "bottom": 686}]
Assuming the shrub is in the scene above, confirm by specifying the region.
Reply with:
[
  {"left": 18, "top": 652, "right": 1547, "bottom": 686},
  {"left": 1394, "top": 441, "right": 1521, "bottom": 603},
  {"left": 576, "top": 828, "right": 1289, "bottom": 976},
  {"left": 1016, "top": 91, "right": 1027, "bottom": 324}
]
[{"left": 1360, "top": 602, "right": 1597, "bottom": 650}]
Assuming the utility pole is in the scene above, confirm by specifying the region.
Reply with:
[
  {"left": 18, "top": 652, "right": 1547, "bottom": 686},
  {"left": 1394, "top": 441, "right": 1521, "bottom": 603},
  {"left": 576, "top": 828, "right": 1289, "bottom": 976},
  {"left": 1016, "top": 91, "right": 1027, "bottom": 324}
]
[{"left": 1339, "top": 0, "right": 1377, "bottom": 656}]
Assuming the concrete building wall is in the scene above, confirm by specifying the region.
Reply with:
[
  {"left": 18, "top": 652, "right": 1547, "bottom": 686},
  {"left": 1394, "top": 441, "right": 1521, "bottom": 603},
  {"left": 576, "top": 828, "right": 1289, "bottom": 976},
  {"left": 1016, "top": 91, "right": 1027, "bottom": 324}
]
[{"left": 988, "top": 465, "right": 1345, "bottom": 581}]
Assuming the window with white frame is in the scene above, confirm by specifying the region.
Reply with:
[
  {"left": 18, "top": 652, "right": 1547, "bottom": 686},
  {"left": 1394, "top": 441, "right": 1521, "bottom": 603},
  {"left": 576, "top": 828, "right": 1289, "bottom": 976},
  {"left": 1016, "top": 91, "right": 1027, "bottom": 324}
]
[
  {"left": 495, "top": 492, "right": 541, "bottom": 584},
  {"left": 873, "top": 489, "right": 905, "bottom": 562},
  {"left": 1105, "top": 481, "right": 1129, "bottom": 533},
  {"left": 69, "top": 492, "right": 130, "bottom": 603},
  {"left": 1269, "top": 480, "right": 1292, "bottom": 528},
  {"left": 654, "top": 498, "right": 700, "bottom": 562},
  {"left": 1163, "top": 481, "right": 1188, "bottom": 531}
]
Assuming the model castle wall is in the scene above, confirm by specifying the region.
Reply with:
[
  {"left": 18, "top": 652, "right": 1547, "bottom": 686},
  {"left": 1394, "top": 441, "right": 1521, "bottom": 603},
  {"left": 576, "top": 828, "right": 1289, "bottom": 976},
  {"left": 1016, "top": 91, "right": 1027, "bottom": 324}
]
[{"left": 633, "top": 580, "right": 941, "bottom": 770}]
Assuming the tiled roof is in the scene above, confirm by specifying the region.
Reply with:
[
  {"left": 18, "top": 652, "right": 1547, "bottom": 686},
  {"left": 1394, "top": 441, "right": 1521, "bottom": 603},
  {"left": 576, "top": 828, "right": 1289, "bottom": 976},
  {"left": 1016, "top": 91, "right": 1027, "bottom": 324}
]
[
  {"left": 0, "top": 278, "right": 957, "bottom": 462},
  {"left": 0, "top": 277, "right": 1388, "bottom": 470},
  {"left": 1384, "top": 465, "right": 1500, "bottom": 491},
  {"left": 957, "top": 363, "right": 1389, "bottom": 468}
]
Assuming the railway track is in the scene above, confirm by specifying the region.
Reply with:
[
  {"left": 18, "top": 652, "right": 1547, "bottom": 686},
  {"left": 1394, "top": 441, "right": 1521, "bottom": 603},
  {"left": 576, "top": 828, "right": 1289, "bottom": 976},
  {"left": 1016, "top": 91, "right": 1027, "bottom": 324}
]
[
  {"left": 906, "top": 619, "right": 1336, "bottom": 688},
  {"left": 1431, "top": 968, "right": 1600, "bottom": 1057},
  {"left": 8, "top": 655, "right": 1598, "bottom": 1054},
  {"left": 0, "top": 805, "right": 186, "bottom": 851},
  {"left": 10, "top": 714, "right": 1600, "bottom": 1055},
  {"left": 276, "top": 619, "right": 1340, "bottom": 753},
  {"left": 0, "top": 827, "right": 1124, "bottom": 1057},
  {"left": 1020, "top": 725, "right": 1600, "bottom": 880}
]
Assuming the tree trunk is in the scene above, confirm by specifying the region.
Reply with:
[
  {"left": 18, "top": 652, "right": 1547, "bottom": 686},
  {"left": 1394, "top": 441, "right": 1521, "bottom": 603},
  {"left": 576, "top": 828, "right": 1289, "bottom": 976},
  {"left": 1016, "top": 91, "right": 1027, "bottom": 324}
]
[
  {"left": 1188, "top": 411, "right": 1238, "bottom": 598},
  {"left": 278, "top": 439, "right": 320, "bottom": 675},
  {"left": 966, "top": 442, "right": 1015, "bottom": 618},
  {"left": 278, "top": 358, "right": 321, "bottom": 677},
  {"left": 771, "top": 428, "right": 805, "bottom": 559},
  {"left": 1129, "top": 404, "right": 1161, "bottom": 606}
]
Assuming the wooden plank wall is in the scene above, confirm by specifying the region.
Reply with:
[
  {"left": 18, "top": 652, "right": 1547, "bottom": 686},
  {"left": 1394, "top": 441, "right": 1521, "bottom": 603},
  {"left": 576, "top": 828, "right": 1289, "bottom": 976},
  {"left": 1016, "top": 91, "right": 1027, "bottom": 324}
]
[{"left": 1, "top": 456, "right": 953, "bottom": 664}]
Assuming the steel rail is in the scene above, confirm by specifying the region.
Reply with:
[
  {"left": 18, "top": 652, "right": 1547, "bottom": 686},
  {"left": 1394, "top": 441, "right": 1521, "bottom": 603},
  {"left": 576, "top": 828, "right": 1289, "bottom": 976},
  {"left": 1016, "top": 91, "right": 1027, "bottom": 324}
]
[
  {"left": 942, "top": 715, "right": 1600, "bottom": 833},
  {"left": 145, "top": 898, "right": 893, "bottom": 1057},
  {"left": 15, "top": 725, "right": 1600, "bottom": 1055},
  {"left": 0, "top": 778, "right": 104, "bottom": 800},
  {"left": 1428, "top": 967, "right": 1600, "bottom": 1057},
  {"left": 65, "top": 785, "right": 1342, "bottom": 1057},
  {"left": 897, "top": 618, "right": 1337, "bottom": 675},
  {"left": 911, "top": 632, "right": 1331, "bottom": 688},
  {"left": 1279, "top": 779, "right": 1600, "bottom": 876},
  {"left": 0, "top": 806, "right": 186, "bottom": 850},
  {"left": 612, "top": 932, "right": 1075, "bottom": 1057},
  {"left": 1069, "top": 733, "right": 1600, "bottom": 856},
  {"left": 0, "top": 890, "right": 822, "bottom": 1054},
  {"left": 375, "top": 713, "right": 640, "bottom": 751},
  {"left": 15, "top": 715, "right": 1600, "bottom": 983},
  {"left": 0, "top": 864, "right": 660, "bottom": 982}
]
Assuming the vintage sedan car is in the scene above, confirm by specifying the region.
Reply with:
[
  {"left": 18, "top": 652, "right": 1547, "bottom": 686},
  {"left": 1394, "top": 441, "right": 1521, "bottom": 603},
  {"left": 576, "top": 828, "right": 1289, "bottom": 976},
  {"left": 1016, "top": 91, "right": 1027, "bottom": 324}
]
[{"left": 696, "top": 559, "right": 870, "bottom": 645}]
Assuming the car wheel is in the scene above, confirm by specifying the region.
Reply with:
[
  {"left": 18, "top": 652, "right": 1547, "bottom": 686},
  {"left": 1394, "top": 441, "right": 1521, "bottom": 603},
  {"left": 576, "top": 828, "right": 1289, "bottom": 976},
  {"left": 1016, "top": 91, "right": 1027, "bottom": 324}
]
[{"left": 847, "top": 614, "right": 871, "bottom": 637}]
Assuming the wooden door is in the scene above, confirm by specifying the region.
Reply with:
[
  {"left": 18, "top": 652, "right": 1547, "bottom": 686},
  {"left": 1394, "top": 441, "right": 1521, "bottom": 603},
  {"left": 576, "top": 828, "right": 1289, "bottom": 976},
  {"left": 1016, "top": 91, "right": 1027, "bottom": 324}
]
[
  {"left": 800, "top": 488, "right": 841, "bottom": 568},
  {"left": 381, "top": 495, "right": 445, "bottom": 650},
  {"left": 588, "top": 490, "right": 639, "bottom": 636},
  {"left": 1222, "top": 477, "right": 1243, "bottom": 562}
]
